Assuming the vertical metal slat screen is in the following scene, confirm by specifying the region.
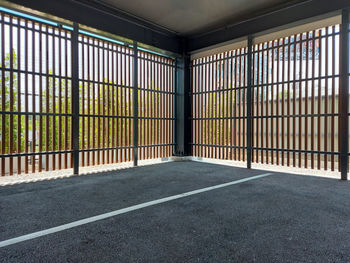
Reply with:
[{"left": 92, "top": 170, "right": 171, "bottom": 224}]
[
  {"left": 0, "top": 8, "right": 175, "bottom": 176},
  {"left": 191, "top": 23, "right": 344, "bottom": 174},
  {"left": 191, "top": 49, "right": 248, "bottom": 160},
  {"left": 0, "top": 11, "right": 73, "bottom": 176},
  {"left": 137, "top": 51, "right": 175, "bottom": 160},
  {"left": 252, "top": 26, "right": 340, "bottom": 170},
  {"left": 78, "top": 33, "right": 134, "bottom": 166}
]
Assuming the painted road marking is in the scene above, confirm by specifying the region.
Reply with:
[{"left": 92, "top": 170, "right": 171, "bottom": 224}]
[{"left": 0, "top": 173, "right": 272, "bottom": 248}]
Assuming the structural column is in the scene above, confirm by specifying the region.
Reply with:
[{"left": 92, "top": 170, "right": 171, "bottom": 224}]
[
  {"left": 71, "top": 22, "right": 80, "bottom": 175},
  {"left": 246, "top": 36, "right": 253, "bottom": 169},
  {"left": 339, "top": 10, "right": 349, "bottom": 180},
  {"left": 175, "top": 55, "right": 191, "bottom": 156},
  {"left": 133, "top": 41, "right": 139, "bottom": 166}
]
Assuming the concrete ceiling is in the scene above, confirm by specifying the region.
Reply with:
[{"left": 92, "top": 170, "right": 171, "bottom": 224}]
[{"left": 99, "top": 0, "right": 306, "bottom": 36}]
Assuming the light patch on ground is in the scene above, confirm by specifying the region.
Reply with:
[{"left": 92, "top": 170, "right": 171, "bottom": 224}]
[
  {"left": 0, "top": 158, "right": 173, "bottom": 186},
  {"left": 191, "top": 157, "right": 341, "bottom": 180}
]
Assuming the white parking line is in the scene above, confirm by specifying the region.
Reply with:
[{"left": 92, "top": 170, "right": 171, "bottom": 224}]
[{"left": 0, "top": 173, "right": 272, "bottom": 248}]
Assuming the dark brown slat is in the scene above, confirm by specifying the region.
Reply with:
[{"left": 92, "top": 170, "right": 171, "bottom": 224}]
[
  {"left": 193, "top": 61, "right": 197, "bottom": 156},
  {"left": 221, "top": 56, "right": 224, "bottom": 160},
  {"left": 206, "top": 56, "right": 209, "bottom": 158},
  {"left": 214, "top": 55, "right": 218, "bottom": 159},
  {"left": 331, "top": 26, "right": 336, "bottom": 171},
  {"left": 45, "top": 27, "right": 50, "bottom": 171},
  {"left": 281, "top": 40, "right": 285, "bottom": 166},
  {"left": 160, "top": 57, "right": 164, "bottom": 158},
  {"left": 159, "top": 58, "right": 162, "bottom": 158},
  {"left": 121, "top": 49, "right": 124, "bottom": 162},
  {"left": 276, "top": 42, "right": 281, "bottom": 166},
  {"left": 260, "top": 44, "right": 264, "bottom": 164},
  {"left": 305, "top": 33, "right": 309, "bottom": 169},
  {"left": 38, "top": 25, "right": 43, "bottom": 172},
  {"left": 225, "top": 55, "right": 229, "bottom": 160},
  {"left": 142, "top": 54, "right": 146, "bottom": 160},
  {"left": 64, "top": 29, "right": 69, "bottom": 169},
  {"left": 238, "top": 51, "right": 242, "bottom": 161},
  {"left": 164, "top": 59, "right": 169, "bottom": 156},
  {"left": 157, "top": 56, "right": 160, "bottom": 157},
  {"left": 197, "top": 60, "right": 199, "bottom": 157},
  {"left": 146, "top": 54, "right": 149, "bottom": 159},
  {"left": 256, "top": 46, "right": 260, "bottom": 163},
  {"left": 229, "top": 53, "right": 232, "bottom": 160},
  {"left": 9, "top": 16, "right": 14, "bottom": 175},
  {"left": 107, "top": 43, "right": 110, "bottom": 164},
  {"left": 92, "top": 40, "right": 96, "bottom": 166},
  {"left": 150, "top": 55, "right": 154, "bottom": 158},
  {"left": 298, "top": 36, "right": 302, "bottom": 168},
  {"left": 218, "top": 55, "right": 222, "bottom": 159},
  {"left": 292, "top": 36, "right": 297, "bottom": 167},
  {"left": 200, "top": 58, "right": 204, "bottom": 158},
  {"left": 106, "top": 42, "right": 110, "bottom": 164},
  {"left": 201, "top": 58, "right": 208, "bottom": 158},
  {"left": 158, "top": 58, "right": 166, "bottom": 158},
  {"left": 126, "top": 50, "right": 132, "bottom": 161},
  {"left": 97, "top": 42, "right": 101, "bottom": 165},
  {"left": 158, "top": 57, "right": 161, "bottom": 158},
  {"left": 169, "top": 60, "right": 172, "bottom": 156},
  {"left": 287, "top": 37, "right": 291, "bottom": 167},
  {"left": 251, "top": 48, "right": 255, "bottom": 163},
  {"left": 17, "top": 17, "right": 22, "bottom": 174},
  {"left": 123, "top": 51, "right": 127, "bottom": 162},
  {"left": 52, "top": 27, "right": 56, "bottom": 171},
  {"left": 317, "top": 30, "right": 322, "bottom": 170},
  {"left": 150, "top": 55, "right": 153, "bottom": 158},
  {"left": 87, "top": 39, "right": 91, "bottom": 166},
  {"left": 142, "top": 53, "right": 145, "bottom": 159},
  {"left": 311, "top": 31, "right": 315, "bottom": 169},
  {"left": 142, "top": 53, "right": 148, "bottom": 159},
  {"left": 81, "top": 40, "right": 85, "bottom": 166},
  {"left": 129, "top": 49, "right": 132, "bottom": 161},
  {"left": 116, "top": 46, "right": 120, "bottom": 163},
  {"left": 102, "top": 41, "right": 106, "bottom": 165},
  {"left": 1, "top": 14, "right": 6, "bottom": 176},
  {"left": 265, "top": 44, "right": 269, "bottom": 164},
  {"left": 210, "top": 56, "right": 214, "bottom": 159},
  {"left": 271, "top": 41, "right": 275, "bottom": 165},
  {"left": 166, "top": 60, "right": 170, "bottom": 157},
  {"left": 243, "top": 49, "right": 246, "bottom": 161},
  {"left": 31, "top": 23, "right": 36, "bottom": 173},
  {"left": 116, "top": 47, "right": 120, "bottom": 163},
  {"left": 69, "top": 30, "right": 73, "bottom": 169},
  {"left": 234, "top": 52, "right": 238, "bottom": 161},
  {"left": 111, "top": 43, "right": 115, "bottom": 164},
  {"left": 324, "top": 27, "right": 329, "bottom": 171},
  {"left": 57, "top": 28, "right": 62, "bottom": 170}
]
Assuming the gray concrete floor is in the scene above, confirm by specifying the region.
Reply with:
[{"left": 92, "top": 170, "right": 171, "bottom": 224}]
[{"left": 0, "top": 161, "right": 349, "bottom": 262}]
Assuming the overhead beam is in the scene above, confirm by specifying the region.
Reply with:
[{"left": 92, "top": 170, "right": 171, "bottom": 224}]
[
  {"left": 187, "top": 0, "right": 350, "bottom": 52},
  {"left": 6, "top": 0, "right": 183, "bottom": 54}
]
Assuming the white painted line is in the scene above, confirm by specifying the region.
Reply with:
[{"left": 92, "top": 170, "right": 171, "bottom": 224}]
[{"left": 0, "top": 173, "right": 272, "bottom": 248}]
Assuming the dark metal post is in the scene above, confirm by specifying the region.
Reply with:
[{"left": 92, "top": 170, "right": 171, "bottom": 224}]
[
  {"left": 72, "top": 22, "right": 79, "bottom": 175},
  {"left": 133, "top": 41, "right": 139, "bottom": 166},
  {"left": 247, "top": 36, "right": 253, "bottom": 169},
  {"left": 175, "top": 55, "right": 191, "bottom": 156},
  {"left": 339, "top": 10, "right": 349, "bottom": 180}
]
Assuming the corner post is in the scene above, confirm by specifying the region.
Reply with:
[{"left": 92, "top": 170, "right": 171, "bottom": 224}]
[
  {"left": 72, "top": 22, "right": 80, "bottom": 175},
  {"left": 175, "top": 55, "right": 191, "bottom": 156},
  {"left": 339, "top": 10, "right": 349, "bottom": 180},
  {"left": 247, "top": 36, "right": 253, "bottom": 169}
]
